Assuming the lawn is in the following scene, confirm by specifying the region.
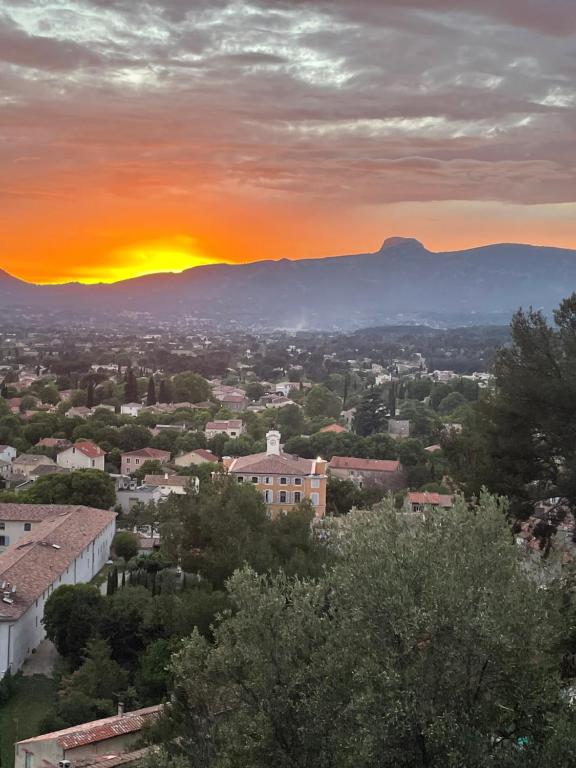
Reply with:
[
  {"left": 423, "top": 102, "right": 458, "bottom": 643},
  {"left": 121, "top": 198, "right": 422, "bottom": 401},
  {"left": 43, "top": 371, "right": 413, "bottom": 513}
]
[{"left": 0, "top": 675, "right": 56, "bottom": 768}]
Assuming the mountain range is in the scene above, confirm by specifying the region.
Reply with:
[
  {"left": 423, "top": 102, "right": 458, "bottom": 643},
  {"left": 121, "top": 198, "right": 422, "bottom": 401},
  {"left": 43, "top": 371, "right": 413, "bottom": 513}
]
[{"left": 2, "top": 237, "right": 576, "bottom": 329}]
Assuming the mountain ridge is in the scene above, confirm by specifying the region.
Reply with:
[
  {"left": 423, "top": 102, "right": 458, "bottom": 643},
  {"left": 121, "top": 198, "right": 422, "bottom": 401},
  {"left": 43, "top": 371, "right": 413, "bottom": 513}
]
[{"left": 2, "top": 237, "right": 575, "bottom": 328}]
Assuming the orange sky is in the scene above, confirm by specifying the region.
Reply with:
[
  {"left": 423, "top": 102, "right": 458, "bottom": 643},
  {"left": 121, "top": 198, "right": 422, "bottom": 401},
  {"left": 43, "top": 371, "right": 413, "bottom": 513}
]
[{"left": 2, "top": 1, "right": 576, "bottom": 284}]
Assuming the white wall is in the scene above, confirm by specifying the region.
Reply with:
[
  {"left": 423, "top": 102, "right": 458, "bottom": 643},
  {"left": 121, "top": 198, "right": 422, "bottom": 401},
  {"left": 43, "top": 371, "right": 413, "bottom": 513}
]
[
  {"left": 0, "top": 519, "right": 116, "bottom": 676},
  {"left": 57, "top": 448, "right": 105, "bottom": 471}
]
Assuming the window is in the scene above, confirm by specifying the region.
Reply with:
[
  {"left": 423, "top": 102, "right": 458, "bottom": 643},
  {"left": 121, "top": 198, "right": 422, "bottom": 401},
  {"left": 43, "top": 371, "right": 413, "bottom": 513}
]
[
  {"left": 294, "top": 477, "right": 302, "bottom": 486},
  {"left": 294, "top": 491, "right": 301, "bottom": 503},
  {"left": 231, "top": 431, "right": 237, "bottom": 437},
  {"left": 280, "top": 477, "right": 288, "bottom": 485},
  {"left": 264, "top": 489, "right": 273, "bottom": 503},
  {"left": 237, "top": 476, "right": 244, "bottom": 483},
  {"left": 251, "top": 476, "right": 259, "bottom": 484},
  {"left": 0, "top": 536, "right": 6, "bottom": 547},
  {"left": 135, "top": 458, "right": 140, "bottom": 465},
  {"left": 0, "top": 522, "right": 4, "bottom": 530},
  {"left": 91, "top": 459, "right": 95, "bottom": 467},
  {"left": 311, "top": 478, "right": 320, "bottom": 488},
  {"left": 24, "top": 523, "right": 31, "bottom": 531},
  {"left": 126, "top": 457, "right": 131, "bottom": 463},
  {"left": 279, "top": 491, "right": 287, "bottom": 504},
  {"left": 311, "top": 493, "right": 320, "bottom": 506},
  {"left": 25, "top": 753, "right": 32, "bottom": 768}
]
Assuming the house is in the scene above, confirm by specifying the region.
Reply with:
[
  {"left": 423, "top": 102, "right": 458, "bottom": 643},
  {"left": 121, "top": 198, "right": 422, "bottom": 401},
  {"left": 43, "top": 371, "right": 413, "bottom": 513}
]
[
  {"left": 0, "top": 445, "right": 16, "bottom": 464},
  {"left": 341, "top": 407, "right": 357, "bottom": 428},
  {"left": 116, "top": 485, "right": 163, "bottom": 513},
  {"left": 319, "top": 423, "right": 348, "bottom": 434},
  {"left": 227, "top": 431, "right": 327, "bottom": 519},
  {"left": 57, "top": 441, "right": 106, "bottom": 471},
  {"left": 0, "top": 503, "right": 59, "bottom": 551},
  {"left": 35, "top": 437, "right": 71, "bottom": 451},
  {"left": 174, "top": 448, "right": 219, "bottom": 468},
  {"left": 120, "top": 447, "right": 171, "bottom": 476},
  {"left": 275, "top": 381, "right": 298, "bottom": 397},
  {"left": 28, "top": 465, "right": 70, "bottom": 482},
  {"left": 388, "top": 419, "right": 410, "bottom": 439},
  {"left": 65, "top": 406, "right": 93, "bottom": 419},
  {"left": 328, "top": 457, "right": 406, "bottom": 491},
  {"left": 15, "top": 705, "right": 160, "bottom": 768},
  {"left": 121, "top": 402, "right": 143, "bottom": 418},
  {"left": 11, "top": 454, "right": 55, "bottom": 480},
  {"left": 205, "top": 420, "right": 244, "bottom": 439},
  {"left": 217, "top": 394, "right": 249, "bottom": 412},
  {"left": 0, "top": 504, "right": 116, "bottom": 675},
  {"left": 143, "top": 474, "right": 199, "bottom": 496},
  {"left": 0, "top": 460, "right": 11, "bottom": 483},
  {"left": 138, "top": 536, "right": 161, "bottom": 555},
  {"left": 404, "top": 492, "right": 454, "bottom": 514}
]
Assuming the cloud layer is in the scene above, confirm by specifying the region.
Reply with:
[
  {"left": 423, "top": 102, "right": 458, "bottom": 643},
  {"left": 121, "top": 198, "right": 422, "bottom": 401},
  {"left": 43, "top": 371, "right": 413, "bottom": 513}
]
[{"left": 1, "top": 0, "right": 576, "bottom": 280}]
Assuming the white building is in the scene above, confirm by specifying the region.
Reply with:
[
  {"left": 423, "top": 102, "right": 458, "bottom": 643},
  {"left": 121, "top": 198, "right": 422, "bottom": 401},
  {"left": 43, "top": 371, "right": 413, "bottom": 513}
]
[
  {"left": 275, "top": 382, "right": 297, "bottom": 397},
  {"left": 121, "top": 402, "right": 144, "bottom": 418},
  {"left": 205, "top": 420, "right": 244, "bottom": 439},
  {"left": 0, "top": 446, "right": 16, "bottom": 464},
  {"left": 143, "top": 474, "right": 199, "bottom": 497},
  {"left": 15, "top": 705, "right": 159, "bottom": 768},
  {"left": 57, "top": 441, "right": 106, "bottom": 471},
  {"left": 0, "top": 504, "right": 116, "bottom": 675},
  {"left": 0, "top": 504, "right": 58, "bottom": 552}
]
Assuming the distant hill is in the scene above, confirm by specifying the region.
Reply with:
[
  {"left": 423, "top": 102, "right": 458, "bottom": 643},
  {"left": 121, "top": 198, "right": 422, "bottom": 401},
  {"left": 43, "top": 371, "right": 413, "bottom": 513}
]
[{"left": 2, "top": 237, "right": 576, "bottom": 329}]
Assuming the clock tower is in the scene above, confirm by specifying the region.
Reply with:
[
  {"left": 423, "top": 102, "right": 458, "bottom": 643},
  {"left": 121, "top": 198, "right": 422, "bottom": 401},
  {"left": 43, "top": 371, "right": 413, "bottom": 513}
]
[{"left": 266, "top": 430, "right": 281, "bottom": 456}]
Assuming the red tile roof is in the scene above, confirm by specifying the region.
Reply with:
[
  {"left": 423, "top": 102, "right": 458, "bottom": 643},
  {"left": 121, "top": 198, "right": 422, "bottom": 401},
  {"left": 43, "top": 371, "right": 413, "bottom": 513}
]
[
  {"left": 121, "top": 448, "right": 170, "bottom": 460},
  {"left": 65, "top": 441, "right": 106, "bottom": 458},
  {"left": 319, "top": 424, "right": 348, "bottom": 434},
  {"left": 0, "top": 503, "right": 60, "bottom": 522},
  {"left": 0, "top": 505, "right": 116, "bottom": 620},
  {"left": 228, "top": 452, "right": 318, "bottom": 476},
  {"left": 329, "top": 457, "right": 402, "bottom": 473},
  {"left": 192, "top": 449, "right": 219, "bottom": 462},
  {"left": 143, "top": 474, "right": 191, "bottom": 487},
  {"left": 18, "top": 706, "right": 160, "bottom": 750},
  {"left": 206, "top": 420, "right": 242, "bottom": 430}
]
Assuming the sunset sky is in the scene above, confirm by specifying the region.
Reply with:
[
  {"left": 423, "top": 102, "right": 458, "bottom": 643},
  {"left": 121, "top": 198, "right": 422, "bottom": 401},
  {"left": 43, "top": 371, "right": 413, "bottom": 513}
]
[{"left": 2, "top": 0, "right": 576, "bottom": 283}]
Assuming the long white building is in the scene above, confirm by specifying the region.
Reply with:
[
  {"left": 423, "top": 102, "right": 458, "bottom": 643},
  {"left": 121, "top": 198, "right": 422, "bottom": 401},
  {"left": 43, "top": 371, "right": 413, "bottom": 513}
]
[{"left": 0, "top": 504, "right": 116, "bottom": 675}]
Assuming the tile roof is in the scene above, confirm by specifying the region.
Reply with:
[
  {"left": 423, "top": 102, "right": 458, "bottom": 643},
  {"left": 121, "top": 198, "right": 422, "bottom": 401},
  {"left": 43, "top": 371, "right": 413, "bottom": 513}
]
[
  {"left": 406, "top": 492, "right": 454, "bottom": 507},
  {"left": 18, "top": 706, "right": 160, "bottom": 751},
  {"left": 143, "top": 474, "right": 190, "bottom": 487},
  {"left": 65, "top": 441, "right": 107, "bottom": 458},
  {"left": 0, "top": 503, "right": 61, "bottom": 522},
  {"left": 74, "top": 748, "right": 151, "bottom": 767},
  {"left": 319, "top": 424, "right": 348, "bottom": 434},
  {"left": 191, "top": 449, "right": 218, "bottom": 462},
  {"left": 206, "top": 420, "right": 243, "bottom": 430},
  {"left": 121, "top": 448, "right": 170, "bottom": 460},
  {"left": 228, "top": 451, "right": 317, "bottom": 476},
  {"left": 13, "top": 454, "right": 55, "bottom": 467},
  {"left": 329, "top": 456, "right": 402, "bottom": 473},
  {"left": 0, "top": 505, "right": 116, "bottom": 620}
]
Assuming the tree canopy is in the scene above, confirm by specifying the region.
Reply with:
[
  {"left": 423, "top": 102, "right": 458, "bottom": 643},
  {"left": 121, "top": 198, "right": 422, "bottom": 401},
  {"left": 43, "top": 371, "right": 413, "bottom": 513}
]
[{"left": 151, "top": 494, "right": 576, "bottom": 768}]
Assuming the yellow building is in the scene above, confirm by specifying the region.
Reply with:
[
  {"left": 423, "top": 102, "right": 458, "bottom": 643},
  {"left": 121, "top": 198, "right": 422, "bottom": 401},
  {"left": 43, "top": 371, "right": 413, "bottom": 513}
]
[{"left": 227, "top": 431, "right": 327, "bottom": 518}]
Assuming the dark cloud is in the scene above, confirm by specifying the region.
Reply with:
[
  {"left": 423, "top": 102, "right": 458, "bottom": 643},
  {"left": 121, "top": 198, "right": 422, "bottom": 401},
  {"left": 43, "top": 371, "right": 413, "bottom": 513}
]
[{"left": 1, "top": 0, "right": 575, "bottom": 210}]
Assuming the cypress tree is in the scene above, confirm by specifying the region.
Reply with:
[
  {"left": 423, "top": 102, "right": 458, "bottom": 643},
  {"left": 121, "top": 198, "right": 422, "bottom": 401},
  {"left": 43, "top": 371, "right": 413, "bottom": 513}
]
[
  {"left": 158, "top": 379, "right": 170, "bottom": 404},
  {"left": 146, "top": 376, "right": 157, "bottom": 406},
  {"left": 124, "top": 365, "right": 138, "bottom": 404}
]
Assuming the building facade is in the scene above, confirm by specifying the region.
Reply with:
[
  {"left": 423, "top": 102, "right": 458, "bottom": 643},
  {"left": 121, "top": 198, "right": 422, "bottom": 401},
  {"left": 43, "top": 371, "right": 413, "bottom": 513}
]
[
  {"left": 120, "top": 448, "right": 171, "bottom": 476},
  {"left": 227, "top": 431, "right": 327, "bottom": 518},
  {"left": 56, "top": 441, "right": 106, "bottom": 471},
  {"left": 0, "top": 504, "right": 116, "bottom": 676}
]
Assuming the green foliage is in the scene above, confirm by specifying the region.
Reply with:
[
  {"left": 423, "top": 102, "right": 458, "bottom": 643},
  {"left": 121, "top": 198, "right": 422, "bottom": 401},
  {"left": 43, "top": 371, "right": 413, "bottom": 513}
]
[
  {"left": 43, "top": 584, "right": 105, "bottom": 667},
  {"left": 353, "top": 386, "right": 389, "bottom": 436},
  {"left": 113, "top": 530, "right": 139, "bottom": 561},
  {"left": 155, "top": 494, "right": 576, "bottom": 768},
  {"left": 23, "top": 469, "right": 116, "bottom": 509},
  {"left": 305, "top": 385, "right": 342, "bottom": 420},
  {"left": 172, "top": 372, "right": 210, "bottom": 404},
  {"left": 445, "top": 295, "right": 576, "bottom": 519}
]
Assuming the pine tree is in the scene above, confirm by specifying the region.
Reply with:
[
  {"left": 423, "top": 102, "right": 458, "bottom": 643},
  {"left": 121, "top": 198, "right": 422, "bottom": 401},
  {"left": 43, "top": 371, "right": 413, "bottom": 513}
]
[{"left": 146, "top": 376, "right": 157, "bottom": 406}]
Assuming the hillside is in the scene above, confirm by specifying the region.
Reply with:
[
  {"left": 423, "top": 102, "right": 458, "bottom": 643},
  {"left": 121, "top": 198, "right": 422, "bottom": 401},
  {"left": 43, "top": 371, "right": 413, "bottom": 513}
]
[{"left": 2, "top": 237, "right": 575, "bottom": 329}]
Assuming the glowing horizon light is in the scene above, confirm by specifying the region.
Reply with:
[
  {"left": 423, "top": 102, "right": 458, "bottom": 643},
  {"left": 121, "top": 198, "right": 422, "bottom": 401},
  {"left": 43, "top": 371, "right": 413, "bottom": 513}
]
[{"left": 32, "top": 234, "right": 221, "bottom": 285}]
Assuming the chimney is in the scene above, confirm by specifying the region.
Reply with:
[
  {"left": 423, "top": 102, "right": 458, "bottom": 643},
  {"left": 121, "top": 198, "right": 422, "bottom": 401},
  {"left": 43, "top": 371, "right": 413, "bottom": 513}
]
[
  {"left": 118, "top": 701, "right": 125, "bottom": 717},
  {"left": 266, "top": 430, "right": 281, "bottom": 456}
]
